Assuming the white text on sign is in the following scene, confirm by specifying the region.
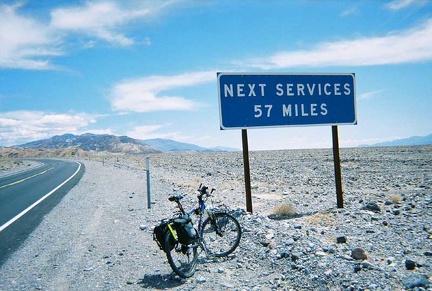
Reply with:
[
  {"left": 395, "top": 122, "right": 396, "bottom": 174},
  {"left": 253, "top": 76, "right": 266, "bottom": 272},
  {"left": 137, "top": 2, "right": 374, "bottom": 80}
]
[{"left": 223, "top": 82, "right": 352, "bottom": 98}]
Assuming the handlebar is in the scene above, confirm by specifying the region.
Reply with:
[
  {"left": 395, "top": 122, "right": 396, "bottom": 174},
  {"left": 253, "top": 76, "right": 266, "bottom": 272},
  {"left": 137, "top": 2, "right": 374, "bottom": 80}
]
[{"left": 197, "top": 183, "right": 215, "bottom": 196}]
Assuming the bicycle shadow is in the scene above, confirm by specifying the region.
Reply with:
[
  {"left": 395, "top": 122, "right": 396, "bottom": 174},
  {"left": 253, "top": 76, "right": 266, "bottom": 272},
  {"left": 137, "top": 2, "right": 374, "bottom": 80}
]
[{"left": 137, "top": 273, "right": 184, "bottom": 289}]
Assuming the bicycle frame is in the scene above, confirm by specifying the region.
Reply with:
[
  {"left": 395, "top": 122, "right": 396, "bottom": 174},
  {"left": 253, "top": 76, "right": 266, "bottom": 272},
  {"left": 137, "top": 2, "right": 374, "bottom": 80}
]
[{"left": 170, "top": 191, "right": 214, "bottom": 255}]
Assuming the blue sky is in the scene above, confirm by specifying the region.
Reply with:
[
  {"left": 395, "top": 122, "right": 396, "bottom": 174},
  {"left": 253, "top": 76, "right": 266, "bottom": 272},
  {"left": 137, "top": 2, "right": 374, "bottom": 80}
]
[{"left": 0, "top": 0, "right": 431, "bottom": 150}]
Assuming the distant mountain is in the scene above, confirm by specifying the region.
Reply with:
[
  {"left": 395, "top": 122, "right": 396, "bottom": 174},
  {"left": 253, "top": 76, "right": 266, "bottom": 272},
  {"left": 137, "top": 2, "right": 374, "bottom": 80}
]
[
  {"left": 360, "top": 133, "right": 432, "bottom": 147},
  {"left": 141, "top": 138, "right": 239, "bottom": 152},
  {"left": 16, "top": 133, "right": 239, "bottom": 153},
  {"left": 17, "top": 133, "right": 159, "bottom": 154},
  {"left": 143, "top": 138, "right": 208, "bottom": 152}
]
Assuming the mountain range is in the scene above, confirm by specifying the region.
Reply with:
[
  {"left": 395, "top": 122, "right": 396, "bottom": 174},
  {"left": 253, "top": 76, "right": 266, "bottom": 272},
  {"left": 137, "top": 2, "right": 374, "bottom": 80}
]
[
  {"left": 11, "top": 132, "right": 432, "bottom": 154},
  {"left": 360, "top": 133, "right": 432, "bottom": 147},
  {"left": 15, "top": 133, "right": 238, "bottom": 154}
]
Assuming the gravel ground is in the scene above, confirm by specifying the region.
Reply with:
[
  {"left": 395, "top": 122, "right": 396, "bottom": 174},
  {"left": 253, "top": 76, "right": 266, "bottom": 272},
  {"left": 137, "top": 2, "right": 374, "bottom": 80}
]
[{"left": 0, "top": 146, "right": 431, "bottom": 290}]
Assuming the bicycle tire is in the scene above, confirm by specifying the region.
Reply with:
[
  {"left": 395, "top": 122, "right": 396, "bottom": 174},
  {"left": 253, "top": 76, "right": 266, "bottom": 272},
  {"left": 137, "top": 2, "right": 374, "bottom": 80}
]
[
  {"left": 201, "top": 212, "right": 241, "bottom": 257},
  {"left": 164, "top": 231, "right": 198, "bottom": 278}
]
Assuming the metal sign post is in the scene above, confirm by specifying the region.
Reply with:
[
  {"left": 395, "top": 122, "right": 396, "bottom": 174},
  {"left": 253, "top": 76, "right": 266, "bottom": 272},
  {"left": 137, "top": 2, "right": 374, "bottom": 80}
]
[
  {"left": 332, "top": 126, "right": 344, "bottom": 208},
  {"left": 146, "top": 157, "right": 151, "bottom": 209},
  {"left": 242, "top": 129, "right": 253, "bottom": 213}
]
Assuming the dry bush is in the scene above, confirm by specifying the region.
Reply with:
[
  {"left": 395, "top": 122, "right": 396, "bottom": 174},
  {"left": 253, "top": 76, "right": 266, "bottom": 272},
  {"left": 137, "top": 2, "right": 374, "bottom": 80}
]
[
  {"left": 388, "top": 194, "right": 402, "bottom": 204},
  {"left": 305, "top": 212, "right": 334, "bottom": 226},
  {"left": 272, "top": 203, "right": 298, "bottom": 217}
]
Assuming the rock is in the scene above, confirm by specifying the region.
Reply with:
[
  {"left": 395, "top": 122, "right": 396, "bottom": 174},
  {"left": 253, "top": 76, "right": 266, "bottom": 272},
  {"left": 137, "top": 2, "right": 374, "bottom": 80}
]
[
  {"left": 402, "top": 274, "right": 430, "bottom": 288},
  {"left": 291, "top": 252, "right": 301, "bottom": 262},
  {"left": 336, "top": 236, "right": 347, "bottom": 243},
  {"left": 362, "top": 202, "right": 381, "bottom": 212},
  {"left": 351, "top": 248, "right": 368, "bottom": 260},
  {"left": 196, "top": 276, "right": 206, "bottom": 283},
  {"left": 392, "top": 209, "right": 401, "bottom": 215},
  {"left": 405, "top": 259, "right": 416, "bottom": 270},
  {"left": 386, "top": 257, "right": 395, "bottom": 264},
  {"left": 279, "top": 252, "right": 290, "bottom": 259}
]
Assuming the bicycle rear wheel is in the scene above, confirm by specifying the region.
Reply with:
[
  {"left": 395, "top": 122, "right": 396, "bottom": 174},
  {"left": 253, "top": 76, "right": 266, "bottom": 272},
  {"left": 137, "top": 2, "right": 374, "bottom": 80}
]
[
  {"left": 201, "top": 212, "right": 241, "bottom": 257},
  {"left": 164, "top": 231, "right": 198, "bottom": 278}
]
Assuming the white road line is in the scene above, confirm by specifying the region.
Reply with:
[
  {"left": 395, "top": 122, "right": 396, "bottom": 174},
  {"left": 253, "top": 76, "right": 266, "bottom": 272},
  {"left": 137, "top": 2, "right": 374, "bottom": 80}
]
[{"left": 0, "top": 161, "right": 82, "bottom": 233}]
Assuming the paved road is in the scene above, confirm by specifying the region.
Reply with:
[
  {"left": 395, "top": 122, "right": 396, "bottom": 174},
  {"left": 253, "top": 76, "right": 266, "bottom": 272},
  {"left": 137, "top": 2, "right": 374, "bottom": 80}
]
[{"left": 0, "top": 159, "right": 85, "bottom": 267}]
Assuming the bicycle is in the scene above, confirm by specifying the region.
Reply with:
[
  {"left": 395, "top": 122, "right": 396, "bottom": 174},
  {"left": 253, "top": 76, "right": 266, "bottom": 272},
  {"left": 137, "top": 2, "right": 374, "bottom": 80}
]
[{"left": 153, "top": 184, "right": 242, "bottom": 278}]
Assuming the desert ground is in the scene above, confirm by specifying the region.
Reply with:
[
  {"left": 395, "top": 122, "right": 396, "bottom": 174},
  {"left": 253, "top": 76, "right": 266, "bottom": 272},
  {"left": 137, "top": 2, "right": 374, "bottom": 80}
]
[{"left": 0, "top": 146, "right": 431, "bottom": 290}]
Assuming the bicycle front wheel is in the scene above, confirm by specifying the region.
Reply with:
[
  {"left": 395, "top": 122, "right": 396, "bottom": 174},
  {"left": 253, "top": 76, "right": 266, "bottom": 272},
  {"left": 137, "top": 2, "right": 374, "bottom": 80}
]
[
  {"left": 201, "top": 212, "right": 241, "bottom": 257},
  {"left": 164, "top": 231, "right": 198, "bottom": 278}
]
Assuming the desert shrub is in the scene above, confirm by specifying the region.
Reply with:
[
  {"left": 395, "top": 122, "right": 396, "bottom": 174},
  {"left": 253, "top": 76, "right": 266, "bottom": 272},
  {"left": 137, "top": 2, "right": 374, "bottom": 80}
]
[
  {"left": 272, "top": 203, "right": 298, "bottom": 217},
  {"left": 305, "top": 212, "right": 334, "bottom": 226},
  {"left": 388, "top": 194, "right": 402, "bottom": 204}
]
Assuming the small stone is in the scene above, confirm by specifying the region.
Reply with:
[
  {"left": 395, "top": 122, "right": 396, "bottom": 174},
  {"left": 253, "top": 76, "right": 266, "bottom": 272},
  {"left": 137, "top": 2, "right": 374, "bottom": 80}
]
[
  {"left": 362, "top": 202, "right": 381, "bottom": 212},
  {"left": 351, "top": 248, "right": 368, "bottom": 260},
  {"left": 292, "top": 233, "right": 302, "bottom": 241},
  {"left": 386, "top": 257, "right": 395, "bottom": 264},
  {"left": 260, "top": 240, "right": 270, "bottom": 247},
  {"left": 405, "top": 259, "right": 416, "bottom": 270},
  {"left": 353, "top": 264, "right": 362, "bottom": 273},
  {"left": 403, "top": 274, "right": 430, "bottom": 289},
  {"left": 139, "top": 225, "right": 147, "bottom": 230},
  {"left": 291, "top": 252, "right": 301, "bottom": 262},
  {"left": 361, "top": 261, "right": 375, "bottom": 269},
  {"left": 337, "top": 236, "right": 347, "bottom": 243},
  {"left": 278, "top": 252, "right": 290, "bottom": 259},
  {"left": 196, "top": 276, "right": 206, "bottom": 283},
  {"left": 393, "top": 209, "right": 401, "bottom": 215},
  {"left": 315, "top": 251, "right": 327, "bottom": 257},
  {"left": 424, "top": 251, "right": 432, "bottom": 256}
]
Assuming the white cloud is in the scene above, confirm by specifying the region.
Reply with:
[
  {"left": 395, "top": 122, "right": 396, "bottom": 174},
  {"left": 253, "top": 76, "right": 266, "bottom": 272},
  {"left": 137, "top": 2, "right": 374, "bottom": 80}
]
[
  {"left": 110, "top": 71, "right": 215, "bottom": 112},
  {"left": 244, "top": 18, "right": 432, "bottom": 69},
  {"left": 0, "top": 1, "right": 175, "bottom": 69},
  {"left": 0, "top": 3, "right": 62, "bottom": 70},
  {"left": 126, "top": 125, "right": 181, "bottom": 140},
  {"left": 50, "top": 1, "right": 172, "bottom": 46},
  {"left": 0, "top": 111, "right": 97, "bottom": 146},
  {"left": 50, "top": 2, "right": 146, "bottom": 46},
  {"left": 385, "top": 0, "right": 428, "bottom": 10},
  {"left": 359, "top": 90, "right": 385, "bottom": 100}
]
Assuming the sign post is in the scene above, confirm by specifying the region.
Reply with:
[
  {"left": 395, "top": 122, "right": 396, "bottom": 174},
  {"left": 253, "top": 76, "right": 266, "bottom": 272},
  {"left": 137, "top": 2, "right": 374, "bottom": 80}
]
[
  {"left": 218, "top": 73, "right": 356, "bottom": 210},
  {"left": 242, "top": 129, "right": 253, "bottom": 213}
]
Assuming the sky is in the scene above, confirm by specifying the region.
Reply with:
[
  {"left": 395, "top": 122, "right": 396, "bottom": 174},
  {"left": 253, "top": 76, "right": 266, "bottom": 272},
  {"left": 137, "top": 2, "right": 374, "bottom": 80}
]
[{"left": 0, "top": 0, "right": 431, "bottom": 151}]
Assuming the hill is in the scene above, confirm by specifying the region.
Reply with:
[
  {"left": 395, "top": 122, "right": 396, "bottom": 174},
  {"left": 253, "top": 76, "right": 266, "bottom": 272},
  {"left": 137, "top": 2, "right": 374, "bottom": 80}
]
[
  {"left": 15, "top": 133, "right": 238, "bottom": 154},
  {"left": 360, "top": 133, "right": 432, "bottom": 147},
  {"left": 17, "top": 133, "right": 159, "bottom": 154},
  {"left": 143, "top": 138, "right": 209, "bottom": 152}
]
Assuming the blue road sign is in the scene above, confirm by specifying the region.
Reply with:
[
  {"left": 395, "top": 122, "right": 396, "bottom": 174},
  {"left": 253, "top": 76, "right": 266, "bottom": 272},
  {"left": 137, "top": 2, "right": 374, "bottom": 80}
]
[{"left": 218, "top": 73, "right": 356, "bottom": 130}]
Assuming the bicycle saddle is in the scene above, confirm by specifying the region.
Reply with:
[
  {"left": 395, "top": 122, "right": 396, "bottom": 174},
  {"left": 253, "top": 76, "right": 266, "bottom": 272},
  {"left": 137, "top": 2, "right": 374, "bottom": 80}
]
[{"left": 168, "top": 195, "right": 183, "bottom": 202}]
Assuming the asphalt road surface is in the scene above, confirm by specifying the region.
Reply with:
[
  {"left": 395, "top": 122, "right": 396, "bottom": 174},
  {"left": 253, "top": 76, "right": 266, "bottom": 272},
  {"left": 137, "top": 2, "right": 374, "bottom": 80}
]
[{"left": 0, "top": 159, "right": 85, "bottom": 267}]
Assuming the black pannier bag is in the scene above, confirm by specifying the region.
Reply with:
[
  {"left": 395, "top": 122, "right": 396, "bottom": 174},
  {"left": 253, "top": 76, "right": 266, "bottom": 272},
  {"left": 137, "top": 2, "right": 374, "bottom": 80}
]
[
  {"left": 173, "top": 215, "right": 198, "bottom": 245},
  {"left": 153, "top": 219, "right": 169, "bottom": 250}
]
